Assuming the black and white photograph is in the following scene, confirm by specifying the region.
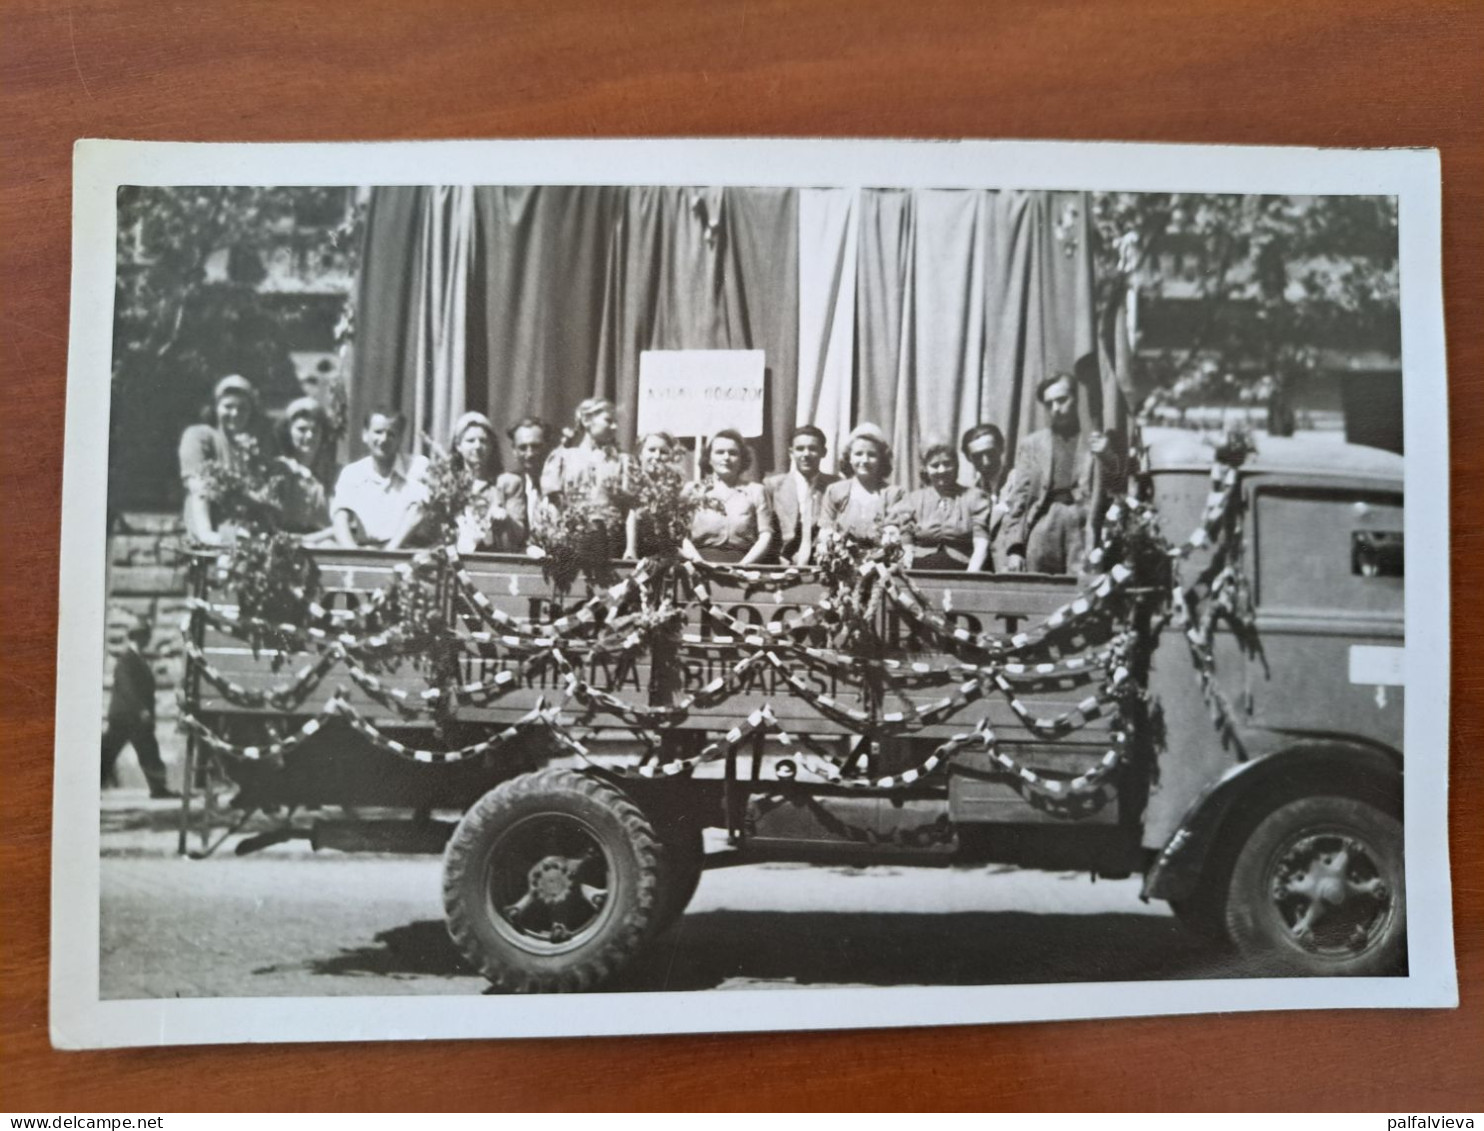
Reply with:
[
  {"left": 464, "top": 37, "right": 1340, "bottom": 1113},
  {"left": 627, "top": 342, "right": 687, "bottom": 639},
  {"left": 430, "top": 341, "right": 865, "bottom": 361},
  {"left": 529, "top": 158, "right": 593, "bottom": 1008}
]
[{"left": 52, "top": 139, "right": 1455, "bottom": 1048}]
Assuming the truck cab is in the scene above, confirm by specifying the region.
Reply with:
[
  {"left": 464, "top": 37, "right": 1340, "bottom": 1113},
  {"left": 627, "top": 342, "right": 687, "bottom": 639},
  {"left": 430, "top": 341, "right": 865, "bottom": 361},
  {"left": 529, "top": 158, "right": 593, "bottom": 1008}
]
[{"left": 1139, "top": 428, "right": 1405, "bottom": 975}]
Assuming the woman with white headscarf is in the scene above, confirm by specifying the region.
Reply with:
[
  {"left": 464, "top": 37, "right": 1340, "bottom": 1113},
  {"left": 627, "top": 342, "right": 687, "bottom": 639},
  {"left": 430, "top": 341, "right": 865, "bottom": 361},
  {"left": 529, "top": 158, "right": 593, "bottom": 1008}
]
[
  {"left": 178, "top": 374, "right": 270, "bottom": 546},
  {"left": 816, "top": 423, "right": 906, "bottom": 552}
]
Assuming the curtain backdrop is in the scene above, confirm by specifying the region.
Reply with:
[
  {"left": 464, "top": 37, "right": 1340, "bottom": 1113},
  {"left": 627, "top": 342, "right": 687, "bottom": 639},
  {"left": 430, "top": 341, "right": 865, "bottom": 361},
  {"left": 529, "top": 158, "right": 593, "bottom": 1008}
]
[
  {"left": 351, "top": 186, "right": 475, "bottom": 459},
  {"left": 797, "top": 188, "right": 860, "bottom": 473},
  {"left": 854, "top": 189, "right": 1106, "bottom": 484},
  {"left": 352, "top": 185, "right": 1108, "bottom": 483},
  {"left": 592, "top": 186, "right": 798, "bottom": 471},
  {"left": 469, "top": 186, "right": 621, "bottom": 445},
  {"left": 349, "top": 187, "right": 422, "bottom": 456}
]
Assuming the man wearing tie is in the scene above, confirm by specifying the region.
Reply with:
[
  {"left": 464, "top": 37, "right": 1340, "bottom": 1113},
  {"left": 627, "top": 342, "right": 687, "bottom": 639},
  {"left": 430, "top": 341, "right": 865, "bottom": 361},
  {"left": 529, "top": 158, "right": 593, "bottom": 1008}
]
[
  {"left": 764, "top": 425, "right": 839, "bottom": 565},
  {"left": 495, "top": 417, "right": 554, "bottom": 553}
]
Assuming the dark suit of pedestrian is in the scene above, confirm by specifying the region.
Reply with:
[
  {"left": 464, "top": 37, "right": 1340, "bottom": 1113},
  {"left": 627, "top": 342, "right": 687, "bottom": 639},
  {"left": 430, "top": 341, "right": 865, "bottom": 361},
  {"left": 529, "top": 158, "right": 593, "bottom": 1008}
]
[
  {"left": 764, "top": 469, "right": 839, "bottom": 564},
  {"left": 1002, "top": 426, "right": 1123, "bottom": 574},
  {"left": 101, "top": 643, "right": 171, "bottom": 795}
]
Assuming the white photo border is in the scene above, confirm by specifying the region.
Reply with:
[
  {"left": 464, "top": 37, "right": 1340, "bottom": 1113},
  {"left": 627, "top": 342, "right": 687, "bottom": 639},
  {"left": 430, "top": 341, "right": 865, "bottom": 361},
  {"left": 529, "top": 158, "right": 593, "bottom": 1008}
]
[{"left": 52, "top": 138, "right": 1456, "bottom": 1049}]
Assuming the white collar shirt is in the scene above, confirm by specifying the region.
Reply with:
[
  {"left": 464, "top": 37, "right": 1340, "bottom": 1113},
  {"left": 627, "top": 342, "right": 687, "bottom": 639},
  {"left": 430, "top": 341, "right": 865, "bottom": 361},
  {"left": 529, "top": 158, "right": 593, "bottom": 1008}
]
[{"left": 331, "top": 453, "right": 428, "bottom": 544}]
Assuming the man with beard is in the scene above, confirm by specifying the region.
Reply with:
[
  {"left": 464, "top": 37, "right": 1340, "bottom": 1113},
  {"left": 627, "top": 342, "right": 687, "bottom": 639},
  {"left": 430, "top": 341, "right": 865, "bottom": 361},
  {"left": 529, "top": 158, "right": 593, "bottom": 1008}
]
[{"left": 1001, "top": 373, "right": 1122, "bottom": 574}]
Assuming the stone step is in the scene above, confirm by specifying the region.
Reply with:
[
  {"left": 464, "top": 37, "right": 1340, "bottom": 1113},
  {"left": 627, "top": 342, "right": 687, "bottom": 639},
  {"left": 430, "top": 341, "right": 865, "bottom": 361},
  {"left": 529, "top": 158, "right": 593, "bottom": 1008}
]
[
  {"left": 117, "top": 512, "right": 185, "bottom": 535},
  {"left": 109, "top": 535, "right": 190, "bottom": 567},
  {"left": 109, "top": 564, "right": 187, "bottom": 596}
]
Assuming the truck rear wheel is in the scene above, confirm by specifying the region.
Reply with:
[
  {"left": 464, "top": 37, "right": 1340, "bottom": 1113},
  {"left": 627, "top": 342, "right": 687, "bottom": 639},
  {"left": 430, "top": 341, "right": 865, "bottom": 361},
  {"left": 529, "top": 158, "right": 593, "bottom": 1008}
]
[
  {"left": 1224, "top": 795, "right": 1405, "bottom": 976},
  {"left": 443, "top": 768, "right": 662, "bottom": 993}
]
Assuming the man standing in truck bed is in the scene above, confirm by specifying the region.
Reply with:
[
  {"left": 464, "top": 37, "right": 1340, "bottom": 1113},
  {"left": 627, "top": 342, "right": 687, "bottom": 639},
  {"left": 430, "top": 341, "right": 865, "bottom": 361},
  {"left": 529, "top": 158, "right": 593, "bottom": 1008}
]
[{"left": 1002, "top": 372, "right": 1124, "bottom": 574}]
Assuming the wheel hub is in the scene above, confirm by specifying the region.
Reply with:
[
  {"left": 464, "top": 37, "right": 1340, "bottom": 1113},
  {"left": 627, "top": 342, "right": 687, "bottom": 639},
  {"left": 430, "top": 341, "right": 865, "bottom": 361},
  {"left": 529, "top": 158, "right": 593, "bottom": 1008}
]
[
  {"left": 529, "top": 856, "right": 577, "bottom": 905},
  {"left": 1274, "top": 834, "right": 1392, "bottom": 955},
  {"left": 486, "top": 814, "right": 615, "bottom": 952}
]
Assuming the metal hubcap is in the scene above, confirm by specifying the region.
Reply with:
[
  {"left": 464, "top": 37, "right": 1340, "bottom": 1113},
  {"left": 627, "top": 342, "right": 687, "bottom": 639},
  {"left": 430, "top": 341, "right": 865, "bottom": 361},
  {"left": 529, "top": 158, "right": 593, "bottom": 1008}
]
[
  {"left": 1270, "top": 833, "right": 1393, "bottom": 956},
  {"left": 487, "top": 815, "right": 614, "bottom": 953}
]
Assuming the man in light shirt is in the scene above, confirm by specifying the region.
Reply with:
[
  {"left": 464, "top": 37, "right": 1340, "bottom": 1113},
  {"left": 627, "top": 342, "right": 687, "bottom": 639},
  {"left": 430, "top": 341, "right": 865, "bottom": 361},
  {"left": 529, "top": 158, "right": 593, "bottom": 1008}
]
[
  {"left": 331, "top": 408, "right": 428, "bottom": 548},
  {"left": 764, "top": 425, "right": 839, "bottom": 565}
]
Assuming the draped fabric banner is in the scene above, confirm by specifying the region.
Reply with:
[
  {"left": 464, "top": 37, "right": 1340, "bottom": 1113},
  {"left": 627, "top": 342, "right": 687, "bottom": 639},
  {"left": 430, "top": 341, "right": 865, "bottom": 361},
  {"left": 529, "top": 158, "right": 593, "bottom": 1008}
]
[
  {"left": 720, "top": 188, "right": 799, "bottom": 470},
  {"left": 349, "top": 187, "right": 423, "bottom": 458},
  {"left": 466, "top": 186, "right": 798, "bottom": 471},
  {"left": 797, "top": 188, "right": 860, "bottom": 474},
  {"left": 350, "top": 186, "right": 474, "bottom": 459},
  {"left": 351, "top": 184, "right": 1107, "bottom": 484},
  {"left": 855, "top": 189, "right": 1105, "bottom": 484},
  {"left": 412, "top": 186, "right": 474, "bottom": 453},
  {"left": 469, "top": 186, "right": 621, "bottom": 446},
  {"left": 593, "top": 186, "right": 798, "bottom": 470}
]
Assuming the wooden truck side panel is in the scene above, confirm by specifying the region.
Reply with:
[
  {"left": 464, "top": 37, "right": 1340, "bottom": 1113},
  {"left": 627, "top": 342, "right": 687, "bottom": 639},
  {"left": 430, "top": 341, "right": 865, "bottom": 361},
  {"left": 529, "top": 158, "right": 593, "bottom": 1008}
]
[
  {"left": 199, "top": 554, "right": 1117, "bottom": 745},
  {"left": 195, "top": 550, "right": 1123, "bottom": 824}
]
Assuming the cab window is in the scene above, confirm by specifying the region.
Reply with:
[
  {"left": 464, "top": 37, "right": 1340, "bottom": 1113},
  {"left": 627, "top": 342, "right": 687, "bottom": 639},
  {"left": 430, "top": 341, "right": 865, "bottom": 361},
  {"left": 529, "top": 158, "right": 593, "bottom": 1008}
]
[{"left": 1253, "top": 487, "right": 1403, "bottom": 615}]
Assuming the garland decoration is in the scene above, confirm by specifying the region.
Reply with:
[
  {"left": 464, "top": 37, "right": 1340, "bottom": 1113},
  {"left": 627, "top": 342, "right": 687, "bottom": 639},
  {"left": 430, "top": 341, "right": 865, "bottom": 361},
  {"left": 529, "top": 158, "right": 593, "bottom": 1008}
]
[
  {"left": 416, "top": 444, "right": 482, "bottom": 546},
  {"left": 178, "top": 430, "right": 1258, "bottom": 820},
  {"left": 208, "top": 530, "right": 320, "bottom": 663},
  {"left": 195, "top": 436, "right": 281, "bottom": 531}
]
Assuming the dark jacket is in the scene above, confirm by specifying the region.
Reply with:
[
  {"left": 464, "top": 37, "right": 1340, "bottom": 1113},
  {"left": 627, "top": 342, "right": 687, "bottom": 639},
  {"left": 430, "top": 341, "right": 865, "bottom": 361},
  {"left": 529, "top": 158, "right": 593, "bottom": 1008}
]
[
  {"left": 108, "top": 646, "right": 156, "bottom": 724},
  {"left": 1001, "top": 427, "right": 1124, "bottom": 556},
  {"left": 764, "top": 470, "right": 840, "bottom": 564}
]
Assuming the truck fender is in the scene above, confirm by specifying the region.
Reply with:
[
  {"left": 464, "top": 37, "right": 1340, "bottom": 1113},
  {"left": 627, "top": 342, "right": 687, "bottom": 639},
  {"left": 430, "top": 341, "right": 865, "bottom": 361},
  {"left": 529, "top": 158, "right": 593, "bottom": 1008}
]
[{"left": 1141, "top": 739, "right": 1402, "bottom": 904}]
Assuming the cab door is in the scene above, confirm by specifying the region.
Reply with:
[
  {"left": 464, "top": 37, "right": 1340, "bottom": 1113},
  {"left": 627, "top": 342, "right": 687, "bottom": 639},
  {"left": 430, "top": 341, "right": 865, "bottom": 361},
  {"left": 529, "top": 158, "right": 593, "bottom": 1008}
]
[{"left": 1244, "top": 480, "right": 1404, "bottom": 753}]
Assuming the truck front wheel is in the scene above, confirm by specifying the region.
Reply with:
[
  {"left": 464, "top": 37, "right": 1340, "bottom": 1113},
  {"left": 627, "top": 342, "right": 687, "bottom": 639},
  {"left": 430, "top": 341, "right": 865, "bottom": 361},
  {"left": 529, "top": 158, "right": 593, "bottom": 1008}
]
[
  {"left": 1224, "top": 795, "right": 1405, "bottom": 976},
  {"left": 443, "top": 768, "right": 663, "bottom": 992}
]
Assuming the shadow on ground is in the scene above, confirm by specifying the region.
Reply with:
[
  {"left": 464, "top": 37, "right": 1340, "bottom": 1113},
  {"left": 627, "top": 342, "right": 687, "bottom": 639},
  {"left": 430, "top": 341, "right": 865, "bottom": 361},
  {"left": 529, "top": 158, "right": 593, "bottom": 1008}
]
[
  {"left": 255, "top": 921, "right": 473, "bottom": 981},
  {"left": 283, "top": 908, "right": 1252, "bottom": 990},
  {"left": 100, "top": 803, "right": 204, "bottom": 836}
]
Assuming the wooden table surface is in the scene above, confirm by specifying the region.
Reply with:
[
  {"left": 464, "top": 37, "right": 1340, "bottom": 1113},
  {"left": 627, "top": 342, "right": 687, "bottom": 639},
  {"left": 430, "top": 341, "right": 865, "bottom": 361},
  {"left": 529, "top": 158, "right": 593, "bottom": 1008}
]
[{"left": 2, "top": 0, "right": 1479, "bottom": 1112}]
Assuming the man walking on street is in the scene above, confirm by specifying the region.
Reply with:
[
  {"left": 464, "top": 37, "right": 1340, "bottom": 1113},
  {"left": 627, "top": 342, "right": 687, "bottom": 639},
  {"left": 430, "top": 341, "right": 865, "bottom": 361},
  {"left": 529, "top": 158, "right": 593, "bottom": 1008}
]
[{"left": 101, "top": 614, "right": 177, "bottom": 798}]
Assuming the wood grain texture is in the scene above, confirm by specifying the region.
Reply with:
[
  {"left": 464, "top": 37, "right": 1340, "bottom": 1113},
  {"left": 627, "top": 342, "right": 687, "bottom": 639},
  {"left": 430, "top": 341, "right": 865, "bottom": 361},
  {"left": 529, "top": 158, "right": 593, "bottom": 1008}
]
[{"left": 1, "top": 0, "right": 1479, "bottom": 1111}]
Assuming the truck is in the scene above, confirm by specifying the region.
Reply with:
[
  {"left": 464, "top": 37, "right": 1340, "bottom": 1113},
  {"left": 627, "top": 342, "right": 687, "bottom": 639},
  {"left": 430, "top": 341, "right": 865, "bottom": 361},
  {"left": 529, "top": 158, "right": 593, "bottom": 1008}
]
[{"left": 176, "top": 427, "right": 1406, "bottom": 991}]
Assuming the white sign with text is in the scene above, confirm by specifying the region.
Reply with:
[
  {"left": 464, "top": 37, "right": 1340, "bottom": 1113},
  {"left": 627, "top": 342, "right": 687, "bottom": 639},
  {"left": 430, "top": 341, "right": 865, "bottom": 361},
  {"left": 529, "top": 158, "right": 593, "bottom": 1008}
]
[{"left": 636, "top": 349, "right": 765, "bottom": 438}]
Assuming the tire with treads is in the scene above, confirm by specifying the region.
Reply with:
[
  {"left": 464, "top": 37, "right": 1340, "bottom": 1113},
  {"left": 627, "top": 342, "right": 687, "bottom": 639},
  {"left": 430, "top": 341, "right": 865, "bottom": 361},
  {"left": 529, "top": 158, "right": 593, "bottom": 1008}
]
[
  {"left": 1224, "top": 794, "right": 1405, "bottom": 977},
  {"left": 443, "top": 768, "right": 662, "bottom": 993}
]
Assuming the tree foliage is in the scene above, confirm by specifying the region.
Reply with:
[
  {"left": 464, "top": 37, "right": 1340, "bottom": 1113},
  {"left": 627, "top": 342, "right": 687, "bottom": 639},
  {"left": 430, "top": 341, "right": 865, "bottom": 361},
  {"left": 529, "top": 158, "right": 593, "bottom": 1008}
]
[
  {"left": 1090, "top": 193, "right": 1400, "bottom": 434},
  {"left": 110, "top": 187, "right": 361, "bottom": 513}
]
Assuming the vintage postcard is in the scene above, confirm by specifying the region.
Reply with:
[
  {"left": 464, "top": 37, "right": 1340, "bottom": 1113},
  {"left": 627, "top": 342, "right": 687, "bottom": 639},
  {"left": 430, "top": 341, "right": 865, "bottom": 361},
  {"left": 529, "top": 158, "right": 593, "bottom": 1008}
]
[{"left": 52, "top": 138, "right": 1456, "bottom": 1048}]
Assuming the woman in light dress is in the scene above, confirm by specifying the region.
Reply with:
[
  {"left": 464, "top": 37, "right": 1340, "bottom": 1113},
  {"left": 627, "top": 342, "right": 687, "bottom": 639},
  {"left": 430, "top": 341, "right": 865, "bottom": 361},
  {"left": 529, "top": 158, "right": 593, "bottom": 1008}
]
[
  {"left": 446, "top": 411, "right": 525, "bottom": 553},
  {"left": 623, "top": 431, "right": 681, "bottom": 560},
  {"left": 178, "top": 374, "right": 270, "bottom": 546},
  {"left": 895, "top": 442, "right": 992, "bottom": 571},
  {"left": 540, "top": 397, "right": 633, "bottom": 558},
  {"left": 817, "top": 423, "right": 906, "bottom": 552},
  {"left": 686, "top": 429, "right": 774, "bottom": 565}
]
